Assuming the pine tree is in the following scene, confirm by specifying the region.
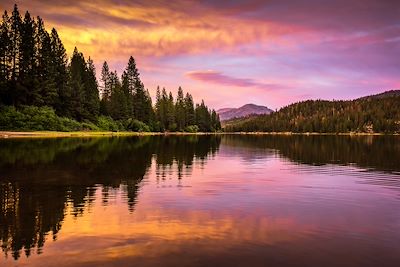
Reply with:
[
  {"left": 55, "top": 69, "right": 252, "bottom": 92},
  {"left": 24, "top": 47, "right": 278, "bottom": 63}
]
[
  {"left": 122, "top": 57, "right": 139, "bottom": 116},
  {"left": 121, "top": 70, "right": 133, "bottom": 116},
  {"left": 0, "top": 10, "right": 11, "bottom": 104},
  {"left": 166, "top": 92, "right": 175, "bottom": 130},
  {"left": 155, "top": 86, "right": 165, "bottom": 130},
  {"left": 184, "top": 92, "right": 195, "bottom": 126},
  {"left": 144, "top": 89, "right": 154, "bottom": 123},
  {"left": 18, "top": 11, "right": 36, "bottom": 106},
  {"left": 125, "top": 56, "right": 140, "bottom": 95},
  {"left": 175, "top": 86, "right": 185, "bottom": 130},
  {"left": 159, "top": 88, "right": 169, "bottom": 129},
  {"left": 109, "top": 71, "right": 127, "bottom": 120},
  {"left": 50, "top": 28, "right": 70, "bottom": 116},
  {"left": 83, "top": 58, "right": 100, "bottom": 120},
  {"left": 211, "top": 110, "right": 221, "bottom": 131},
  {"left": 195, "top": 100, "right": 211, "bottom": 132},
  {"left": 100, "top": 61, "right": 110, "bottom": 100},
  {"left": 9, "top": 4, "right": 22, "bottom": 105},
  {"left": 132, "top": 80, "right": 146, "bottom": 121},
  {"left": 36, "top": 16, "right": 57, "bottom": 107},
  {"left": 69, "top": 47, "right": 86, "bottom": 120}
]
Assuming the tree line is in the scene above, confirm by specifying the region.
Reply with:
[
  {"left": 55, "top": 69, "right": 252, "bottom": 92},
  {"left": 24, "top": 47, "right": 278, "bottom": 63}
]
[
  {"left": 224, "top": 94, "right": 400, "bottom": 133},
  {"left": 0, "top": 5, "right": 221, "bottom": 132}
]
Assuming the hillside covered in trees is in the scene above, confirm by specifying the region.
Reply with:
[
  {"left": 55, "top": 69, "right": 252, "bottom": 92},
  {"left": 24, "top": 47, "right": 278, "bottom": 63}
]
[
  {"left": 0, "top": 5, "right": 221, "bottom": 132},
  {"left": 224, "top": 91, "right": 400, "bottom": 133}
]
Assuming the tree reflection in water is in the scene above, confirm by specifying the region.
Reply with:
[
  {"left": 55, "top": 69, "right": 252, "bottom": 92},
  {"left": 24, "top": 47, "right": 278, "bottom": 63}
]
[{"left": 0, "top": 136, "right": 221, "bottom": 259}]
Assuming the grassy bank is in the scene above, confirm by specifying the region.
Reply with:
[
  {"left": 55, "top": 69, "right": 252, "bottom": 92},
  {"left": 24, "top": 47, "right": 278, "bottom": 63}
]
[
  {"left": 221, "top": 132, "right": 396, "bottom": 135},
  {"left": 0, "top": 131, "right": 226, "bottom": 138},
  {"left": 0, "top": 131, "right": 155, "bottom": 138},
  {"left": 2, "top": 131, "right": 399, "bottom": 139}
]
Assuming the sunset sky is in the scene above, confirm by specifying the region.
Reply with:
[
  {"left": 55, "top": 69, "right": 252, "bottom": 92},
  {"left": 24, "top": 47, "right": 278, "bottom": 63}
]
[{"left": 1, "top": 0, "right": 399, "bottom": 110}]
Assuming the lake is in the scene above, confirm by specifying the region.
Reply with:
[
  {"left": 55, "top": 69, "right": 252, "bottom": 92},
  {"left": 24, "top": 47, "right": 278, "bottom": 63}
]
[{"left": 1, "top": 135, "right": 400, "bottom": 267}]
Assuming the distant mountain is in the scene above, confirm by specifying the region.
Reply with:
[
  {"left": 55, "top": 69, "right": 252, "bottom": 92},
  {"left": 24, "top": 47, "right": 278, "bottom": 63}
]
[
  {"left": 359, "top": 89, "right": 400, "bottom": 100},
  {"left": 217, "top": 104, "right": 273, "bottom": 121}
]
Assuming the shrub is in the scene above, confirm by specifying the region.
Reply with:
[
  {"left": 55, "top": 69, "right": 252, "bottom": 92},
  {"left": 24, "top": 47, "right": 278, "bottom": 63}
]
[
  {"left": 124, "top": 118, "right": 150, "bottom": 132},
  {"left": 148, "top": 121, "right": 163, "bottom": 132},
  {"left": 97, "top": 116, "right": 121, "bottom": 131},
  {"left": 168, "top": 123, "right": 177, "bottom": 132},
  {"left": 0, "top": 105, "right": 83, "bottom": 131},
  {"left": 80, "top": 121, "right": 100, "bottom": 131},
  {"left": 184, "top": 125, "right": 199, "bottom": 133}
]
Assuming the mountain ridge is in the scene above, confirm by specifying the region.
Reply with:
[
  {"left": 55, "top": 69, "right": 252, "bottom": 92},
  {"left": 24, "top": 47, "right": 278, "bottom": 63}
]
[
  {"left": 217, "top": 104, "right": 273, "bottom": 121},
  {"left": 358, "top": 89, "right": 400, "bottom": 100}
]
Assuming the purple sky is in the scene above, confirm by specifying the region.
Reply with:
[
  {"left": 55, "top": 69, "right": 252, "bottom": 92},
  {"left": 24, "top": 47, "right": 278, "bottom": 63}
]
[{"left": 2, "top": 0, "right": 399, "bottom": 109}]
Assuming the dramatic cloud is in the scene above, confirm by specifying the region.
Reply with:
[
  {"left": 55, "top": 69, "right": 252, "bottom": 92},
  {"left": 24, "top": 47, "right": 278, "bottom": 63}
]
[
  {"left": 1, "top": 0, "right": 399, "bottom": 109},
  {"left": 186, "top": 71, "right": 284, "bottom": 91}
]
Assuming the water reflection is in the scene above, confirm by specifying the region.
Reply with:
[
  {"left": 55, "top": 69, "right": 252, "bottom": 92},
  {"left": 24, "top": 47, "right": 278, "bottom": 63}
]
[
  {"left": 0, "top": 136, "right": 220, "bottom": 259},
  {"left": 0, "top": 135, "right": 399, "bottom": 266},
  {"left": 222, "top": 135, "right": 400, "bottom": 173}
]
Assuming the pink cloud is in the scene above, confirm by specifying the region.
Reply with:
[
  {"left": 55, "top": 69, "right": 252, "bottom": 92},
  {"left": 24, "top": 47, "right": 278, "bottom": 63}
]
[{"left": 185, "top": 70, "right": 285, "bottom": 91}]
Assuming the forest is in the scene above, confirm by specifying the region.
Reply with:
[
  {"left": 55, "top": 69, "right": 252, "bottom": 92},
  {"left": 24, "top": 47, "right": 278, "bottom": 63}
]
[
  {"left": 224, "top": 91, "right": 400, "bottom": 133},
  {"left": 0, "top": 5, "right": 221, "bottom": 132}
]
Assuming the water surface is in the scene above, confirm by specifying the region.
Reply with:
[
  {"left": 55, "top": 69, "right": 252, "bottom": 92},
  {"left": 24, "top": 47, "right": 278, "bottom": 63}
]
[{"left": 1, "top": 135, "right": 400, "bottom": 267}]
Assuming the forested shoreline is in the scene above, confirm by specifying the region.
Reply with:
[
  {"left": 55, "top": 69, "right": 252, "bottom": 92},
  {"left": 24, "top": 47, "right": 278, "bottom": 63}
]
[
  {"left": 224, "top": 92, "right": 400, "bottom": 133},
  {"left": 0, "top": 5, "right": 221, "bottom": 132}
]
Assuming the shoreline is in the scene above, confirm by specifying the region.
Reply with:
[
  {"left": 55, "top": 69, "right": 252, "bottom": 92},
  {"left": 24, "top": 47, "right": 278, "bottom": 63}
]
[
  {"left": 0, "top": 131, "right": 399, "bottom": 138},
  {"left": 0, "top": 131, "right": 224, "bottom": 138},
  {"left": 222, "top": 132, "right": 399, "bottom": 136}
]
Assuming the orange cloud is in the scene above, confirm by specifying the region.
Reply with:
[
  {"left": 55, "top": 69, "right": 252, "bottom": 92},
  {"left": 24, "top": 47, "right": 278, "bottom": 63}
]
[{"left": 3, "top": 0, "right": 298, "bottom": 60}]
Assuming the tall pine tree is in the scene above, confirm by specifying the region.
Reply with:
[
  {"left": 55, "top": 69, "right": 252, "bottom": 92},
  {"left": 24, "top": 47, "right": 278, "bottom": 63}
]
[
  {"left": 36, "top": 16, "right": 57, "bottom": 107},
  {"left": 18, "top": 11, "right": 36, "bottom": 106},
  {"left": 184, "top": 92, "right": 195, "bottom": 126},
  {"left": 83, "top": 57, "right": 100, "bottom": 120},
  {"left": 175, "top": 86, "right": 185, "bottom": 130},
  {"left": 0, "top": 10, "right": 11, "bottom": 104},
  {"left": 50, "top": 28, "right": 70, "bottom": 116},
  {"left": 9, "top": 4, "right": 21, "bottom": 105}
]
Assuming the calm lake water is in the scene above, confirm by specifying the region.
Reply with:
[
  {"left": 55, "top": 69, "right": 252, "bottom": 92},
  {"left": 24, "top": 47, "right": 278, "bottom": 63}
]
[{"left": 1, "top": 135, "right": 400, "bottom": 267}]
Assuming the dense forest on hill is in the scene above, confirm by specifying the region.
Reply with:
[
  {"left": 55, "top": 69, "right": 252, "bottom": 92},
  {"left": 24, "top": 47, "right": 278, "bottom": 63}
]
[
  {"left": 224, "top": 92, "right": 400, "bottom": 133},
  {"left": 0, "top": 5, "right": 221, "bottom": 132}
]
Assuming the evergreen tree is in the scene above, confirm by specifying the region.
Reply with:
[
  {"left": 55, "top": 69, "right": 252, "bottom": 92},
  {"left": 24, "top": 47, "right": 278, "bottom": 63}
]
[
  {"left": 155, "top": 86, "right": 165, "bottom": 130},
  {"left": 125, "top": 56, "right": 140, "bottom": 95},
  {"left": 121, "top": 70, "right": 133, "bottom": 116},
  {"left": 100, "top": 61, "right": 111, "bottom": 100},
  {"left": 100, "top": 61, "right": 110, "bottom": 115},
  {"left": 121, "top": 56, "right": 140, "bottom": 117},
  {"left": 159, "top": 87, "right": 169, "bottom": 129},
  {"left": 184, "top": 92, "right": 195, "bottom": 126},
  {"left": 108, "top": 71, "right": 127, "bottom": 120},
  {"left": 144, "top": 89, "right": 154, "bottom": 123},
  {"left": 9, "top": 4, "right": 22, "bottom": 105},
  {"left": 132, "top": 80, "right": 147, "bottom": 122},
  {"left": 36, "top": 17, "right": 57, "bottom": 107},
  {"left": 175, "top": 86, "right": 185, "bottom": 130},
  {"left": 50, "top": 28, "right": 70, "bottom": 116},
  {"left": 18, "top": 11, "right": 36, "bottom": 106},
  {"left": 195, "top": 100, "right": 211, "bottom": 132},
  {"left": 0, "top": 10, "right": 11, "bottom": 104},
  {"left": 211, "top": 110, "right": 221, "bottom": 131},
  {"left": 83, "top": 58, "right": 100, "bottom": 120},
  {"left": 166, "top": 92, "right": 175, "bottom": 130},
  {"left": 69, "top": 47, "right": 86, "bottom": 120}
]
